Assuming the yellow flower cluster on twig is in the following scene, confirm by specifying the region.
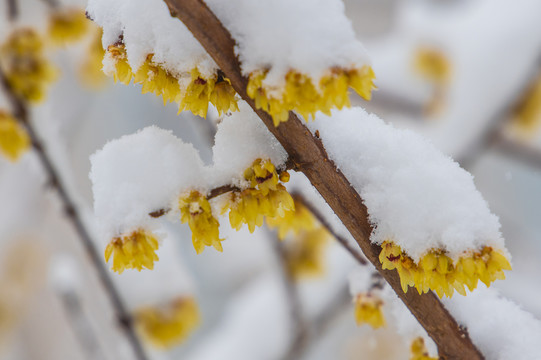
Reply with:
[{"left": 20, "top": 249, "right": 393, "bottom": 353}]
[
  {"left": 104, "top": 229, "right": 160, "bottom": 274},
  {"left": 0, "top": 29, "right": 57, "bottom": 103},
  {"left": 135, "top": 297, "right": 200, "bottom": 349},
  {"left": 410, "top": 337, "right": 437, "bottom": 360},
  {"left": 225, "top": 159, "right": 294, "bottom": 233},
  {"left": 179, "top": 191, "right": 224, "bottom": 254},
  {"left": 48, "top": 8, "right": 89, "bottom": 46},
  {"left": 353, "top": 293, "right": 386, "bottom": 329},
  {"left": 105, "top": 44, "right": 238, "bottom": 118},
  {"left": 379, "top": 241, "right": 511, "bottom": 298},
  {"left": 247, "top": 66, "right": 375, "bottom": 126},
  {"left": 0, "top": 111, "right": 30, "bottom": 162},
  {"left": 267, "top": 199, "right": 330, "bottom": 279}
]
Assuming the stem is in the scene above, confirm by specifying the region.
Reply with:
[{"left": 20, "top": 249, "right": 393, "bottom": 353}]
[
  {"left": 162, "top": 1, "right": 484, "bottom": 358},
  {"left": 0, "top": 71, "right": 149, "bottom": 360},
  {"left": 6, "top": 0, "right": 17, "bottom": 21}
]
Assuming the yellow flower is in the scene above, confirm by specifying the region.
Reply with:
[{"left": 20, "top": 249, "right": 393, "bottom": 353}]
[
  {"left": 510, "top": 73, "right": 541, "bottom": 135},
  {"left": 0, "top": 29, "right": 57, "bottom": 103},
  {"left": 79, "top": 27, "right": 107, "bottom": 89},
  {"left": 413, "top": 47, "right": 451, "bottom": 85},
  {"left": 135, "top": 297, "right": 200, "bottom": 349},
  {"left": 179, "top": 191, "right": 224, "bottom": 254},
  {"left": 285, "top": 228, "right": 330, "bottom": 279},
  {"left": 104, "top": 44, "right": 238, "bottom": 118},
  {"left": 266, "top": 200, "right": 316, "bottom": 240},
  {"left": 379, "top": 241, "right": 512, "bottom": 298},
  {"left": 104, "top": 229, "right": 160, "bottom": 274},
  {"left": 353, "top": 293, "right": 386, "bottom": 329},
  {"left": 410, "top": 337, "right": 437, "bottom": 360},
  {"left": 48, "top": 8, "right": 89, "bottom": 46},
  {"left": 0, "top": 111, "right": 30, "bottom": 162},
  {"left": 225, "top": 159, "right": 294, "bottom": 232},
  {"left": 247, "top": 66, "right": 376, "bottom": 126}
]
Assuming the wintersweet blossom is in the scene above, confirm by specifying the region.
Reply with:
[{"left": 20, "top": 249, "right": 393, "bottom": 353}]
[
  {"left": 135, "top": 297, "right": 200, "bottom": 349},
  {"left": 0, "top": 111, "right": 30, "bottom": 162},
  {"left": 353, "top": 293, "right": 385, "bottom": 329},
  {"left": 48, "top": 8, "right": 89, "bottom": 46},
  {"left": 104, "top": 229, "right": 160, "bottom": 274}
]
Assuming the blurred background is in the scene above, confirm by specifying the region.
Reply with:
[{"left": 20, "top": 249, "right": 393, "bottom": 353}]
[{"left": 0, "top": 0, "right": 540, "bottom": 359}]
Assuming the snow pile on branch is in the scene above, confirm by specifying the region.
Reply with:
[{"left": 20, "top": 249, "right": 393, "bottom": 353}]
[
  {"left": 89, "top": 126, "right": 206, "bottom": 242},
  {"left": 86, "top": 0, "right": 217, "bottom": 77},
  {"left": 206, "top": 0, "right": 370, "bottom": 87},
  {"left": 308, "top": 107, "right": 505, "bottom": 261}
]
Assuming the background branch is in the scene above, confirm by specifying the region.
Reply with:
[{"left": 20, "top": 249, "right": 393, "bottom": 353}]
[
  {"left": 0, "top": 70, "right": 149, "bottom": 360},
  {"left": 162, "top": 1, "right": 484, "bottom": 358}
]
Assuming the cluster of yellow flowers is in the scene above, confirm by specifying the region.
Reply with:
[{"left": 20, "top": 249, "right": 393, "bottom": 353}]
[
  {"left": 267, "top": 200, "right": 330, "bottom": 279},
  {"left": 413, "top": 47, "right": 451, "bottom": 115},
  {"left": 135, "top": 297, "right": 200, "bottom": 349},
  {"left": 0, "top": 111, "right": 30, "bottom": 162},
  {"left": 179, "top": 191, "right": 224, "bottom": 254},
  {"left": 225, "top": 159, "right": 294, "bottom": 233},
  {"left": 105, "top": 44, "right": 238, "bottom": 118},
  {"left": 379, "top": 241, "right": 512, "bottom": 298},
  {"left": 410, "top": 337, "right": 437, "bottom": 360},
  {"left": 48, "top": 8, "right": 89, "bottom": 46},
  {"left": 104, "top": 229, "right": 160, "bottom": 274},
  {"left": 0, "top": 29, "right": 57, "bottom": 103},
  {"left": 247, "top": 66, "right": 375, "bottom": 126},
  {"left": 353, "top": 293, "right": 386, "bottom": 329},
  {"left": 510, "top": 73, "right": 541, "bottom": 135}
]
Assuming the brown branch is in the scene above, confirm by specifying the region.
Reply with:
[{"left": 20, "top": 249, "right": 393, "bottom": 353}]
[
  {"left": 6, "top": 0, "right": 18, "bottom": 21},
  {"left": 0, "top": 71, "right": 149, "bottom": 360},
  {"left": 162, "top": 1, "right": 483, "bottom": 358}
]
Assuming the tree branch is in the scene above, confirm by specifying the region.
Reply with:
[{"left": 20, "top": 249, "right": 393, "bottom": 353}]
[
  {"left": 0, "top": 70, "right": 149, "bottom": 360},
  {"left": 162, "top": 1, "right": 483, "bottom": 358}
]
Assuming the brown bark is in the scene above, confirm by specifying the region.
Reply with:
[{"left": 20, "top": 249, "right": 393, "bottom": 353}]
[{"left": 162, "top": 1, "right": 484, "bottom": 358}]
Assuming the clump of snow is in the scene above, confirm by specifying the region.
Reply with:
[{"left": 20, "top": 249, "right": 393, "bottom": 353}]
[
  {"left": 206, "top": 0, "right": 371, "bottom": 88},
  {"left": 307, "top": 107, "right": 505, "bottom": 262},
  {"left": 89, "top": 126, "right": 207, "bottom": 242},
  {"left": 86, "top": 0, "right": 217, "bottom": 77},
  {"left": 211, "top": 101, "right": 287, "bottom": 188},
  {"left": 445, "top": 286, "right": 541, "bottom": 360}
]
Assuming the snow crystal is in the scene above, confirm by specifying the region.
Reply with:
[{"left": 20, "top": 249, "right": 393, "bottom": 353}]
[
  {"left": 444, "top": 286, "right": 541, "bottom": 360},
  {"left": 86, "top": 0, "right": 217, "bottom": 77},
  {"left": 307, "top": 107, "right": 505, "bottom": 261},
  {"left": 211, "top": 101, "right": 287, "bottom": 188},
  {"left": 206, "top": 0, "right": 371, "bottom": 88},
  {"left": 89, "top": 126, "right": 207, "bottom": 242}
]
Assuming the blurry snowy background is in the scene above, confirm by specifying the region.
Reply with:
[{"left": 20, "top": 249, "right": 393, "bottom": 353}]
[{"left": 1, "top": 0, "right": 541, "bottom": 359}]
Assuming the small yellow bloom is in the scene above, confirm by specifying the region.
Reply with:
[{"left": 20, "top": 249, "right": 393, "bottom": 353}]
[
  {"left": 135, "top": 297, "right": 200, "bottom": 349},
  {"left": 225, "top": 159, "right": 294, "bottom": 232},
  {"left": 48, "top": 8, "right": 89, "bottom": 46},
  {"left": 410, "top": 337, "right": 437, "bottom": 360},
  {"left": 267, "top": 201, "right": 316, "bottom": 240},
  {"left": 379, "top": 241, "right": 511, "bottom": 298},
  {"left": 510, "top": 73, "right": 541, "bottom": 135},
  {"left": 0, "top": 29, "right": 57, "bottom": 103},
  {"left": 247, "top": 66, "right": 375, "bottom": 126},
  {"left": 79, "top": 27, "right": 108, "bottom": 89},
  {"left": 413, "top": 47, "right": 451, "bottom": 85},
  {"left": 104, "top": 44, "right": 238, "bottom": 118},
  {"left": 0, "top": 111, "right": 30, "bottom": 162},
  {"left": 285, "top": 227, "right": 330, "bottom": 279},
  {"left": 353, "top": 293, "right": 386, "bottom": 329},
  {"left": 104, "top": 229, "right": 160, "bottom": 274},
  {"left": 179, "top": 191, "right": 224, "bottom": 254}
]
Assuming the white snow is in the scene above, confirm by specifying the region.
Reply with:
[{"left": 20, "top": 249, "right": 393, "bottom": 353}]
[
  {"left": 206, "top": 0, "right": 371, "bottom": 89},
  {"left": 86, "top": 0, "right": 217, "bottom": 77},
  {"left": 89, "top": 126, "right": 207, "bottom": 242},
  {"left": 308, "top": 107, "right": 505, "bottom": 262}
]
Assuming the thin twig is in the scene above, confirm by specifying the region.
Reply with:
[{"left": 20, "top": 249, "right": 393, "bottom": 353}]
[
  {"left": 6, "top": 0, "right": 18, "bottom": 21},
  {"left": 292, "top": 193, "right": 368, "bottom": 266},
  {"left": 269, "top": 236, "right": 307, "bottom": 360},
  {"left": 0, "top": 70, "right": 149, "bottom": 360},
  {"left": 162, "top": 1, "right": 484, "bottom": 358}
]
